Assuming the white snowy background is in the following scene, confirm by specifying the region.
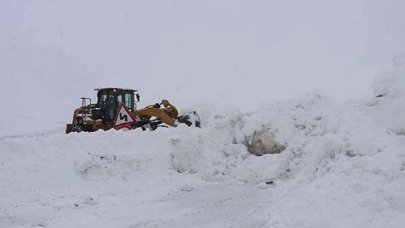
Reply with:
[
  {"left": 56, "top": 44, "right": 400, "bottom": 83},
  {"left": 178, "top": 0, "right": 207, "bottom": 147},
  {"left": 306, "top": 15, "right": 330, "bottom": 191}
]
[{"left": 1, "top": 0, "right": 405, "bottom": 227}]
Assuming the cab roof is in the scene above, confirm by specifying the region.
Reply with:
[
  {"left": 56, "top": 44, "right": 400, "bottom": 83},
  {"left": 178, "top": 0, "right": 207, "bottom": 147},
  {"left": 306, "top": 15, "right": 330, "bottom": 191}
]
[{"left": 95, "top": 88, "right": 138, "bottom": 92}]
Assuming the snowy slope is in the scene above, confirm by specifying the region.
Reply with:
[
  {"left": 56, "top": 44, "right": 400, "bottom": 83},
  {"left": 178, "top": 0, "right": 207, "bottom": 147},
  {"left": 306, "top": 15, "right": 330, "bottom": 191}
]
[{"left": 1, "top": 65, "right": 405, "bottom": 228}]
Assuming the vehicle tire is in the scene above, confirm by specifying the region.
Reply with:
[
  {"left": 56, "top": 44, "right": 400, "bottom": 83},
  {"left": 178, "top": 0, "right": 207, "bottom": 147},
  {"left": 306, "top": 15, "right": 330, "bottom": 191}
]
[{"left": 72, "top": 117, "right": 84, "bottom": 132}]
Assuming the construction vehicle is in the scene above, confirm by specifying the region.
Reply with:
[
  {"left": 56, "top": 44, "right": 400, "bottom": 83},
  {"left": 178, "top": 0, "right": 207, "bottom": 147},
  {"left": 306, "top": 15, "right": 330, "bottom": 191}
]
[{"left": 65, "top": 88, "right": 200, "bottom": 134}]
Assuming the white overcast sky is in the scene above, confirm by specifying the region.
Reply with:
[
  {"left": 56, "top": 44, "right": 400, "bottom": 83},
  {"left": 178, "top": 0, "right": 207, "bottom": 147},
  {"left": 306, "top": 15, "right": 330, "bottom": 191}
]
[{"left": 1, "top": 0, "right": 405, "bottom": 133}]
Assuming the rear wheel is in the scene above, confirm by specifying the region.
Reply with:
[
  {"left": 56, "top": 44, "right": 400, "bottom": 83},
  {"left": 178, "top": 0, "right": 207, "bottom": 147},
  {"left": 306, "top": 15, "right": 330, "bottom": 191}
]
[{"left": 72, "top": 117, "right": 85, "bottom": 133}]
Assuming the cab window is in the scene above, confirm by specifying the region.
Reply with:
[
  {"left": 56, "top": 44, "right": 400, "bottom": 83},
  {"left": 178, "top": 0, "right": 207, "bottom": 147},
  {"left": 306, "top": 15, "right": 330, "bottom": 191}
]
[
  {"left": 117, "top": 94, "right": 123, "bottom": 103},
  {"left": 124, "top": 93, "right": 133, "bottom": 109}
]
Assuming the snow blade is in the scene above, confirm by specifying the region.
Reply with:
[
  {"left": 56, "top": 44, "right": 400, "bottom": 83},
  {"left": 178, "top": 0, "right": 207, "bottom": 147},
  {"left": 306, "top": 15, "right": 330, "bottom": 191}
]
[{"left": 177, "top": 111, "right": 201, "bottom": 128}]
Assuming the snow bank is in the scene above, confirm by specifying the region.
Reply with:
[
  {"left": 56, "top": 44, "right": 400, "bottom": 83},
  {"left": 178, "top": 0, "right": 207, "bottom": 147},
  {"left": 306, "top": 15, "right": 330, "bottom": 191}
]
[
  {"left": 364, "top": 55, "right": 405, "bottom": 133},
  {"left": 2, "top": 0, "right": 405, "bottom": 226},
  {"left": 2, "top": 69, "right": 405, "bottom": 227}
]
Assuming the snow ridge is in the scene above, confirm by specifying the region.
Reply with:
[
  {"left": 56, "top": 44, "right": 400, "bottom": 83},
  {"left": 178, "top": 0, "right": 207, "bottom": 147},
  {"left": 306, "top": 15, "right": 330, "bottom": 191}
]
[{"left": 1, "top": 68, "right": 405, "bottom": 228}]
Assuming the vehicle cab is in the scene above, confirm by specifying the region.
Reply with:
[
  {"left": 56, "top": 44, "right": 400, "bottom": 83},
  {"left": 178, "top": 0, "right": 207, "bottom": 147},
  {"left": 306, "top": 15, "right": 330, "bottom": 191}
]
[{"left": 93, "top": 88, "right": 140, "bottom": 122}]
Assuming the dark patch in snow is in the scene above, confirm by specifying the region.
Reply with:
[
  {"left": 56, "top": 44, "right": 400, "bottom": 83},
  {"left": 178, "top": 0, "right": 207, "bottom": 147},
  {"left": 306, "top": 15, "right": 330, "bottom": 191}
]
[{"left": 244, "top": 127, "right": 286, "bottom": 156}]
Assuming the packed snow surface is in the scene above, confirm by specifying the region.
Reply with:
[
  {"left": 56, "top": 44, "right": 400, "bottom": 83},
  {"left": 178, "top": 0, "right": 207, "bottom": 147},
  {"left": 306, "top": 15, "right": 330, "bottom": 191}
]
[{"left": 1, "top": 67, "right": 405, "bottom": 228}]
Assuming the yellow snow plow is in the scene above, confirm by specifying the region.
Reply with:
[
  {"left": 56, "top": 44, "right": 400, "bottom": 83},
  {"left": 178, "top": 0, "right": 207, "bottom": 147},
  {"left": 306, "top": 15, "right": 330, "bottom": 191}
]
[{"left": 66, "top": 88, "right": 200, "bottom": 133}]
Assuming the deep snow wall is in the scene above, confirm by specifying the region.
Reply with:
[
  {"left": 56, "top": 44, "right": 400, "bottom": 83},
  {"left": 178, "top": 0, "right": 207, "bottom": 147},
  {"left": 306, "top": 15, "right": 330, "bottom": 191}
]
[
  {"left": 1, "top": 0, "right": 405, "bottom": 224},
  {"left": 1, "top": 65, "right": 405, "bottom": 227}
]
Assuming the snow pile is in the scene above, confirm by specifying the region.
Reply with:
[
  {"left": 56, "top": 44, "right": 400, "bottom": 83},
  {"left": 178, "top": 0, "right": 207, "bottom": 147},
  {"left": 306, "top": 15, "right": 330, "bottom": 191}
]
[
  {"left": 2, "top": 67, "right": 405, "bottom": 227},
  {"left": 2, "top": 0, "right": 405, "bottom": 226},
  {"left": 365, "top": 55, "right": 405, "bottom": 134}
]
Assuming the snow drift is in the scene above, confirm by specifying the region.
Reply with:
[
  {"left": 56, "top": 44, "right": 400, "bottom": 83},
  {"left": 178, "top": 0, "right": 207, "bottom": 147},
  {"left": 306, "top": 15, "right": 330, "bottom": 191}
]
[{"left": 1, "top": 63, "right": 405, "bottom": 228}]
